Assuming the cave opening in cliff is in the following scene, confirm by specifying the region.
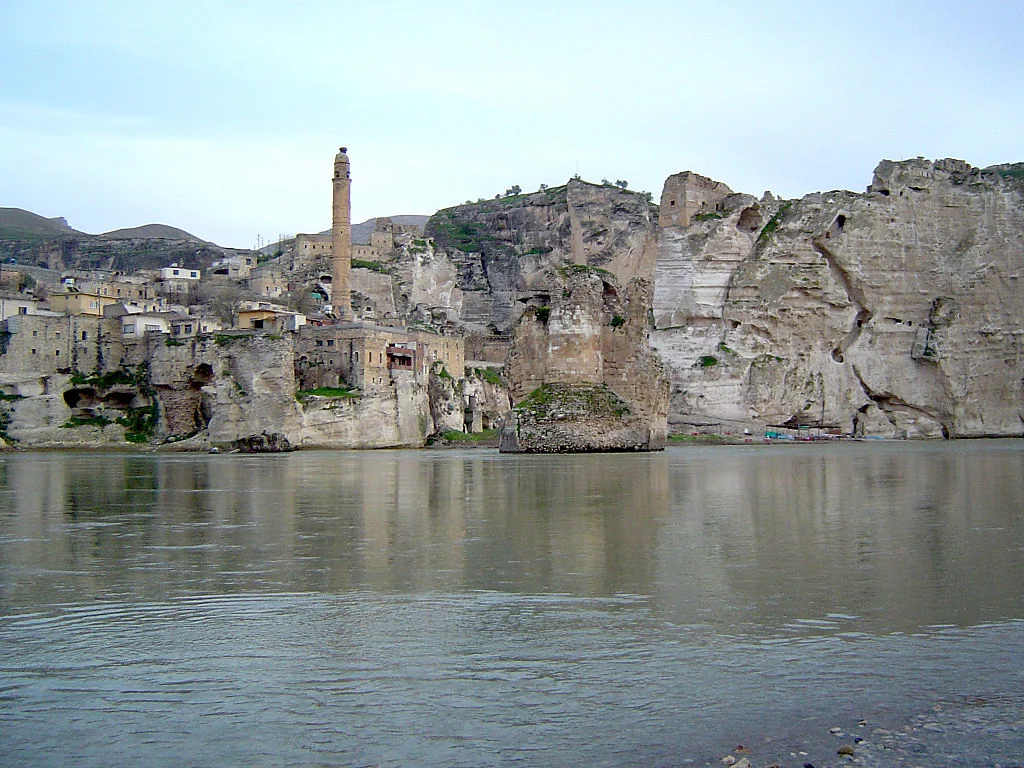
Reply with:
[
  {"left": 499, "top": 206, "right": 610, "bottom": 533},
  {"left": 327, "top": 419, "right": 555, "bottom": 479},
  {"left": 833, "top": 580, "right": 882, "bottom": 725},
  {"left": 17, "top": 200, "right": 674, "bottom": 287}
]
[
  {"left": 103, "top": 390, "right": 138, "bottom": 409},
  {"left": 63, "top": 388, "right": 97, "bottom": 410},
  {"left": 190, "top": 363, "right": 214, "bottom": 389},
  {"left": 737, "top": 206, "right": 760, "bottom": 233}
]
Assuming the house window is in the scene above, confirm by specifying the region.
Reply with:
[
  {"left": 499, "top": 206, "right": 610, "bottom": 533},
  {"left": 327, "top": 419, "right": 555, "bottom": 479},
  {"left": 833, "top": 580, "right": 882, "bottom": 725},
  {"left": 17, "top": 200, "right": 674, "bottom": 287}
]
[
  {"left": 55, "top": 349, "right": 60, "bottom": 356},
  {"left": 316, "top": 340, "right": 323, "bottom": 346},
  {"left": 327, "top": 340, "right": 334, "bottom": 347},
  {"left": 55, "top": 332, "right": 60, "bottom": 339},
  {"left": 124, "top": 324, "right": 135, "bottom": 334},
  {"left": 173, "top": 269, "right": 180, "bottom": 276},
  {"left": 32, "top": 330, "right": 37, "bottom": 336},
  {"left": 19, "top": 306, "right": 27, "bottom": 315},
  {"left": 81, "top": 331, "right": 87, "bottom": 340},
  {"left": 31, "top": 349, "right": 36, "bottom": 354},
  {"left": 184, "top": 324, "right": 192, "bottom": 334}
]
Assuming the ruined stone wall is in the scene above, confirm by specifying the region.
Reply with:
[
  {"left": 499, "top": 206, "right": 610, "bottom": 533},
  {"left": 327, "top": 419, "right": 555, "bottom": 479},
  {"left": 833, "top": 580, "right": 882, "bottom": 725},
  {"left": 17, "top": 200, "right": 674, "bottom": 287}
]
[
  {"left": 659, "top": 172, "right": 734, "bottom": 228},
  {"left": 465, "top": 334, "right": 511, "bottom": 364},
  {"left": 1, "top": 314, "right": 108, "bottom": 389},
  {"left": 502, "top": 267, "right": 668, "bottom": 452}
]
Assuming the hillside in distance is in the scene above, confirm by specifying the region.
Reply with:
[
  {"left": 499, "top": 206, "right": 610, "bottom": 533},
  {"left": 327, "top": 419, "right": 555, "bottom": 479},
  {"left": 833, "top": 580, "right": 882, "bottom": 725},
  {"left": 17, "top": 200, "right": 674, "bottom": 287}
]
[
  {"left": 0, "top": 207, "right": 235, "bottom": 272},
  {"left": 99, "top": 223, "right": 209, "bottom": 242},
  {"left": 0, "top": 208, "right": 81, "bottom": 240}
]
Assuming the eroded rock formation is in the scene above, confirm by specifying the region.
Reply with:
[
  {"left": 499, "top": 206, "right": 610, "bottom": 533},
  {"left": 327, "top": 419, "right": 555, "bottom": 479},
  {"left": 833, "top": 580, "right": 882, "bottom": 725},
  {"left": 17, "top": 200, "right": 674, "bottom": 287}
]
[
  {"left": 652, "top": 159, "right": 1024, "bottom": 438},
  {"left": 500, "top": 266, "right": 669, "bottom": 452},
  {"left": 424, "top": 179, "right": 658, "bottom": 334}
]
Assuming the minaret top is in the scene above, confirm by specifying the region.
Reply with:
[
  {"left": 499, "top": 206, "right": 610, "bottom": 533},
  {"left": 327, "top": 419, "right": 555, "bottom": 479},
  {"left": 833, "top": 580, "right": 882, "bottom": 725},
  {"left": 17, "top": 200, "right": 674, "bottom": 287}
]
[{"left": 334, "top": 147, "right": 350, "bottom": 179}]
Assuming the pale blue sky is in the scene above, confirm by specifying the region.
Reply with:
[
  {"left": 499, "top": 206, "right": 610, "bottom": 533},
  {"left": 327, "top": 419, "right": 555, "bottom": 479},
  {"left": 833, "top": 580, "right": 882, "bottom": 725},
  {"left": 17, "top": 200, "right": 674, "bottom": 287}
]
[{"left": 2, "top": 0, "right": 1022, "bottom": 248}]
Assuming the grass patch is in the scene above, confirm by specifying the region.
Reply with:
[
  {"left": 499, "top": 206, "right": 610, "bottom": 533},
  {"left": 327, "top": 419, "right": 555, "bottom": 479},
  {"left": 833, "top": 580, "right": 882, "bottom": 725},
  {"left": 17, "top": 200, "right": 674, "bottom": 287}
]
[
  {"left": 610, "top": 314, "right": 625, "bottom": 328},
  {"left": 757, "top": 201, "right": 792, "bottom": 247},
  {"left": 352, "top": 259, "right": 389, "bottom": 273},
  {"left": 116, "top": 404, "right": 157, "bottom": 443},
  {"left": 534, "top": 306, "right": 550, "bottom": 323},
  {"left": 165, "top": 337, "right": 186, "bottom": 347},
  {"left": 61, "top": 415, "right": 113, "bottom": 429},
  {"left": 215, "top": 333, "right": 253, "bottom": 346},
  {"left": 696, "top": 355, "right": 719, "bottom": 368},
  {"left": 71, "top": 368, "right": 136, "bottom": 388},
  {"left": 296, "top": 386, "right": 359, "bottom": 400},
  {"left": 516, "top": 383, "right": 629, "bottom": 419},
  {"left": 476, "top": 367, "right": 503, "bottom": 386},
  {"left": 438, "top": 428, "right": 499, "bottom": 444}
]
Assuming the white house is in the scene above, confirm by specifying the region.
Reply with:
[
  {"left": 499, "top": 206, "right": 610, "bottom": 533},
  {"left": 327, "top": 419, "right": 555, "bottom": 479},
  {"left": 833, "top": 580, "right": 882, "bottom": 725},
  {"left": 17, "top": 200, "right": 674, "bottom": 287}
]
[
  {"left": 120, "top": 312, "right": 177, "bottom": 339},
  {"left": 160, "top": 264, "right": 201, "bottom": 280}
]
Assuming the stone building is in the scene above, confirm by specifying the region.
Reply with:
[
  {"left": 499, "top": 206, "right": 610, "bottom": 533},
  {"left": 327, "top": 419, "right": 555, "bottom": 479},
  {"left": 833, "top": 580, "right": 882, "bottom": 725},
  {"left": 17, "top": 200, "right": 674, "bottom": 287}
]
[
  {"left": 48, "top": 289, "right": 120, "bottom": 317},
  {"left": 0, "top": 313, "right": 105, "bottom": 385},
  {"left": 291, "top": 233, "right": 332, "bottom": 271},
  {"left": 659, "top": 171, "right": 734, "bottom": 227},
  {"left": 296, "top": 324, "right": 464, "bottom": 392}
]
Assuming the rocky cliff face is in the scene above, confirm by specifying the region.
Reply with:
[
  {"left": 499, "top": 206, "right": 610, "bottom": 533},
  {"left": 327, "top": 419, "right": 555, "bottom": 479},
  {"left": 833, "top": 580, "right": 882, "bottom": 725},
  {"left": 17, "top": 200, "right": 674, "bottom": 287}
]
[
  {"left": 500, "top": 267, "right": 669, "bottom": 452},
  {"left": 0, "top": 329, "right": 473, "bottom": 451},
  {"left": 423, "top": 180, "right": 658, "bottom": 334},
  {"left": 652, "top": 158, "right": 1024, "bottom": 438}
]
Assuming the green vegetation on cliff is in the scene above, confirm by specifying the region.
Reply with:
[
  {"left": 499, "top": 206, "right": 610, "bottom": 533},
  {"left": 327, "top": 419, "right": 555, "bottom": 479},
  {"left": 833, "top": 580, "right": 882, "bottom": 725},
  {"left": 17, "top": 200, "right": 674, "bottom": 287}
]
[
  {"left": 516, "top": 383, "right": 630, "bottom": 420},
  {"left": 296, "top": 386, "right": 359, "bottom": 402}
]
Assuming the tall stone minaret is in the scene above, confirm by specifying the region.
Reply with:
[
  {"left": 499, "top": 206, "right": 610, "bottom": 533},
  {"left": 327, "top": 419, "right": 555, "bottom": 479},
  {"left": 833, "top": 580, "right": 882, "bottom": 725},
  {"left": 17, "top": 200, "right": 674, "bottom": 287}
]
[{"left": 331, "top": 146, "right": 352, "bottom": 320}]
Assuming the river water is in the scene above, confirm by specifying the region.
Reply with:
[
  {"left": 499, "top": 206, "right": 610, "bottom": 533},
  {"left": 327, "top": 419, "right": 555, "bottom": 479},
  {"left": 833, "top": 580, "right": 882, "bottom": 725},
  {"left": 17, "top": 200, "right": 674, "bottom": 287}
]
[{"left": 1, "top": 441, "right": 1022, "bottom": 767}]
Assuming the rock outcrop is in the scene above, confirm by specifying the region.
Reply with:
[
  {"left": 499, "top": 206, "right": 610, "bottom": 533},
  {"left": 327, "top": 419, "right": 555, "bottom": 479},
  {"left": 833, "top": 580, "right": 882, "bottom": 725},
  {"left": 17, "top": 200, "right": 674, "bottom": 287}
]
[
  {"left": 652, "top": 158, "right": 1024, "bottom": 438},
  {"left": 424, "top": 180, "right": 658, "bottom": 334},
  {"left": 500, "top": 266, "right": 669, "bottom": 452},
  {"left": 0, "top": 328, "right": 476, "bottom": 450}
]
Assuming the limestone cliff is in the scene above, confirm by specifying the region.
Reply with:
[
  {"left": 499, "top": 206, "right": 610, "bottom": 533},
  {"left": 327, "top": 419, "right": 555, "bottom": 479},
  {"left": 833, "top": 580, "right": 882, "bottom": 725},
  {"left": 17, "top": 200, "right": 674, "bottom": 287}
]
[
  {"left": 423, "top": 180, "right": 658, "bottom": 334},
  {"left": 500, "top": 266, "right": 669, "bottom": 452},
  {"left": 0, "top": 329, "right": 465, "bottom": 450},
  {"left": 652, "top": 158, "right": 1024, "bottom": 438}
]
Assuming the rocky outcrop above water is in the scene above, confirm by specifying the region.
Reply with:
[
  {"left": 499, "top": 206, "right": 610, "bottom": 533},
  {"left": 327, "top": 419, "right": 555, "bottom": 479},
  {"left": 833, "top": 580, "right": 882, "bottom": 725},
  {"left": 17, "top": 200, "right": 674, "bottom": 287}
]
[
  {"left": 500, "top": 266, "right": 668, "bottom": 452},
  {"left": 423, "top": 180, "right": 658, "bottom": 334},
  {"left": 652, "top": 158, "right": 1024, "bottom": 438},
  {"left": 0, "top": 329, "right": 474, "bottom": 450}
]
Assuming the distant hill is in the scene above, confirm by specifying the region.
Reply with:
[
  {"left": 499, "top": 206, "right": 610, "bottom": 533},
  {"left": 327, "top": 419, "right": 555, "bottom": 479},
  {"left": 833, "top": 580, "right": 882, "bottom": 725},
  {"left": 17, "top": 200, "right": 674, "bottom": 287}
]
[
  {"left": 0, "top": 207, "right": 234, "bottom": 273},
  {"left": 0, "top": 208, "right": 82, "bottom": 240},
  {"left": 100, "top": 223, "right": 209, "bottom": 242}
]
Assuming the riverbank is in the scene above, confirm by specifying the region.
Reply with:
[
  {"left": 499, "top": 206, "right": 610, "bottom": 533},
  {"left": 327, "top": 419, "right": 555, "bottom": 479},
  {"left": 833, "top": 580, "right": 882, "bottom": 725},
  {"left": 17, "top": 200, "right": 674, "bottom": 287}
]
[{"left": 702, "top": 693, "right": 1023, "bottom": 768}]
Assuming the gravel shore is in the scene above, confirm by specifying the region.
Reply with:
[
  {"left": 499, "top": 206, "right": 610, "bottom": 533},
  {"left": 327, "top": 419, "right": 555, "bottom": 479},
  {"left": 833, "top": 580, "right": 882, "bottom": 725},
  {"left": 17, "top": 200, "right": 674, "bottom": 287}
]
[{"left": 700, "top": 693, "right": 1023, "bottom": 768}]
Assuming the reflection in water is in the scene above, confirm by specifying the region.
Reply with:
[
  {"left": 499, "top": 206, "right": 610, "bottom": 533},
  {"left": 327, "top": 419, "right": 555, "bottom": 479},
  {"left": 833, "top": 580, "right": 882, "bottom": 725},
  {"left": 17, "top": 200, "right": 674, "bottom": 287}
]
[
  {"left": 2, "top": 443, "right": 1021, "bottom": 632},
  {"left": 0, "top": 442, "right": 1022, "bottom": 767}
]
